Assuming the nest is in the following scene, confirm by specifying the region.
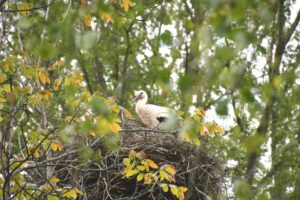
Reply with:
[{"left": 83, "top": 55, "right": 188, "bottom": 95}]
[{"left": 51, "top": 119, "right": 224, "bottom": 200}]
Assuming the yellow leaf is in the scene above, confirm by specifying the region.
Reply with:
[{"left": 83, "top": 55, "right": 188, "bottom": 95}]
[
  {"left": 146, "top": 159, "right": 158, "bottom": 169},
  {"left": 111, "top": 105, "right": 120, "bottom": 113},
  {"left": 167, "top": 176, "right": 176, "bottom": 183},
  {"left": 123, "top": 0, "right": 133, "bottom": 12},
  {"left": 196, "top": 107, "right": 206, "bottom": 118},
  {"left": 33, "top": 150, "right": 40, "bottom": 158},
  {"left": 39, "top": 70, "right": 50, "bottom": 85},
  {"left": 100, "top": 12, "right": 113, "bottom": 23},
  {"left": 46, "top": 195, "right": 59, "bottom": 200},
  {"left": 51, "top": 143, "right": 58, "bottom": 151},
  {"left": 110, "top": 123, "right": 122, "bottom": 133},
  {"left": 57, "top": 143, "right": 64, "bottom": 151},
  {"left": 165, "top": 165, "right": 176, "bottom": 175},
  {"left": 90, "top": 131, "right": 96, "bottom": 137},
  {"left": 69, "top": 189, "right": 77, "bottom": 199},
  {"left": 159, "top": 170, "right": 168, "bottom": 181},
  {"left": 43, "top": 183, "right": 52, "bottom": 192},
  {"left": 50, "top": 177, "right": 60, "bottom": 184},
  {"left": 179, "top": 186, "right": 188, "bottom": 193},
  {"left": 40, "top": 90, "right": 52, "bottom": 100},
  {"left": 160, "top": 184, "right": 169, "bottom": 192},
  {"left": 136, "top": 173, "right": 144, "bottom": 182},
  {"left": 183, "top": 131, "right": 190, "bottom": 142},
  {"left": 126, "top": 169, "right": 139, "bottom": 177},
  {"left": 136, "top": 151, "right": 146, "bottom": 159},
  {"left": 6, "top": 92, "right": 16, "bottom": 103},
  {"left": 143, "top": 160, "right": 149, "bottom": 171},
  {"left": 71, "top": 72, "right": 83, "bottom": 85},
  {"left": 137, "top": 165, "right": 145, "bottom": 171},
  {"left": 84, "top": 15, "right": 92, "bottom": 27},
  {"left": 144, "top": 173, "right": 153, "bottom": 184},
  {"left": 114, "top": 117, "right": 122, "bottom": 123},
  {"left": 213, "top": 124, "right": 224, "bottom": 134},
  {"left": 17, "top": 2, "right": 30, "bottom": 16},
  {"left": 129, "top": 150, "right": 137, "bottom": 159},
  {"left": 170, "top": 185, "right": 179, "bottom": 197},
  {"left": 0, "top": 103, "right": 3, "bottom": 109},
  {"left": 123, "top": 158, "right": 130, "bottom": 166},
  {"left": 3, "top": 84, "right": 11, "bottom": 92},
  {"left": 124, "top": 109, "right": 132, "bottom": 118},
  {"left": 178, "top": 192, "right": 184, "bottom": 200},
  {"left": 71, "top": 79, "right": 81, "bottom": 85},
  {"left": 39, "top": 73, "right": 46, "bottom": 84},
  {"left": 0, "top": 74, "right": 6, "bottom": 83},
  {"left": 0, "top": 97, "right": 6, "bottom": 103},
  {"left": 23, "top": 86, "right": 33, "bottom": 94},
  {"left": 199, "top": 126, "right": 209, "bottom": 136},
  {"left": 54, "top": 79, "right": 61, "bottom": 91},
  {"left": 184, "top": 131, "right": 200, "bottom": 145},
  {"left": 74, "top": 188, "right": 84, "bottom": 195},
  {"left": 194, "top": 138, "right": 201, "bottom": 145},
  {"left": 65, "top": 116, "right": 72, "bottom": 122},
  {"left": 20, "top": 161, "right": 28, "bottom": 169}
]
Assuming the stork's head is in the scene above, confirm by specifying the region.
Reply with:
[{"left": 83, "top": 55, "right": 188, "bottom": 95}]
[{"left": 134, "top": 90, "right": 148, "bottom": 103}]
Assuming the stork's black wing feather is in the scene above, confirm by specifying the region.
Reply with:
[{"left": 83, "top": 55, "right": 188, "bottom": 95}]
[{"left": 157, "top": 116, "right": 167, "bottom": 123}]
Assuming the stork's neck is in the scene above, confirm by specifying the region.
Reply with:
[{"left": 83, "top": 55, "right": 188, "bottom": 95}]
[{"left": 136, "top": 97, "right": 148, "bottom": 108}]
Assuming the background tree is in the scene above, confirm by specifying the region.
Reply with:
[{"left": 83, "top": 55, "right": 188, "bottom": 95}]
[{"left": 0, "top": 0, "right": 300, "bottom": 199}]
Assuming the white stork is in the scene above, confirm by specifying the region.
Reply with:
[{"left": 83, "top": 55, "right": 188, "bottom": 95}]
[{"left": 134, "top": 90, "right": 178, "bottom": 130}]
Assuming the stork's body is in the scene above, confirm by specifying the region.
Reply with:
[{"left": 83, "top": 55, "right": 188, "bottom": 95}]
[{"left": 134, "top": 90, "right": 178, "bottom": 130}]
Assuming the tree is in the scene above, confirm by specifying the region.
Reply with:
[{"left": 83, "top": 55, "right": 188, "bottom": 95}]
[{"left": 0, "top": 0, "right": 300, "bottom": 199}]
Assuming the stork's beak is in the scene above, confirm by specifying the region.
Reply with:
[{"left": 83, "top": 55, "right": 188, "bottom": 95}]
[
  {"left": 133, "top": 90, "right": 140, "bottom": 102},
  {"left": 133, "top": 94, "right": 140, "bottom": 102}
]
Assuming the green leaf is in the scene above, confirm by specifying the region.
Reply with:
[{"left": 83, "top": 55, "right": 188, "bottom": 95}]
[
  {"left": 36, "top": 42, "right": 56, "bottom": 61},
  {"left": 216, "top": 100, "right": 228, "bottom": 116},
  {"left": 91, "top": 96, "right": 108, "bottom": 115},
  {"left": 160, "top": 30, "right": 173, "bottom": 46},
  {"left": 80, "top": 119, "right": 94, "bottom": 134}
]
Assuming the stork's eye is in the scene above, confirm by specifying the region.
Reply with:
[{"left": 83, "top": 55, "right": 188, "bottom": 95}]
[{"left": 140, "top": 92, "right": 143, "bottom": 95}]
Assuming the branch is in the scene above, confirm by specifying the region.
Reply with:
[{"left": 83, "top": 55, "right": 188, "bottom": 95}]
[
  {"left": 93, "top": 53, "right": 109, "bottom": 94},
  {"left": 0, "top": 0, "right": 56, "bottom": 12},
  {"left": 114, "top": 27, "right": 133, "bottom": 104},
  {"left": 277, "top": 0, "right": 285, "bottom": 40},
  {"left": 245, "top": 103, "right": 272, "bottom": 184},
  {"left": 0, "top": 0, "right": 6, "bottom": 9},
  {"left": 77, "top": 51, "right": 94, "bottom": 94},
  {"left": 284, "top": 8, "right": 300, "bottom": 45}
]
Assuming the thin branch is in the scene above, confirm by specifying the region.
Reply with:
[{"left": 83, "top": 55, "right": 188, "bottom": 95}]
[
  {"left": 0, "top": 0, "right": 56, "bottom": 12},
  {"left": 284, "top": 8, "right": 300, "bottom": 45}
]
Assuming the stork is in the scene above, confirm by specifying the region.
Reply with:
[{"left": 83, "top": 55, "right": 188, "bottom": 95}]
[{"left": 134, "top": 90, "right": 178, "bottom": 131}]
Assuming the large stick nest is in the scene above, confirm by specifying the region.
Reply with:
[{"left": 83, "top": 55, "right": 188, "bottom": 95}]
[{"left": 52, "top": 119, "right": 224, "bottom": 200}]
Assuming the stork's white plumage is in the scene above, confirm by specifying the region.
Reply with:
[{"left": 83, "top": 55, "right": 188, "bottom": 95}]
[{"left": 134, "top": 90, "right": 178, "bottom": 130}]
